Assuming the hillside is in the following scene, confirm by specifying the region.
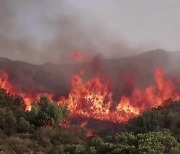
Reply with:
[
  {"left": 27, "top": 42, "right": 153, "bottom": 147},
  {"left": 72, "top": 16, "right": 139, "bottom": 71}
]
[
  {"left": 0, "top": 89, "right": 179, "bottom": 153},
  {"left": 0, "top": 49, "right": 179, "bottom": 99}
]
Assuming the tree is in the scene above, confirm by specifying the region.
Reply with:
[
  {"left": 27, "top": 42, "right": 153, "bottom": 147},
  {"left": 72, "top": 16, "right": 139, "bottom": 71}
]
[
  {"left": 26, "top": 95, "right": 68, "bottom": 127},
  {"left": 0, "top": 108, "right": 16, "bottom": 135},
  {"left": 124, "top": 102, "right": 180, "bottom": 141},
  {"left": 90, "top": 130, "right": 180, "bottom": 154},
  {"left": 137, "top": 130, "right": 180, "bottom": 154},
  {"left": 17, "top": 117, "right": 33, "bottom": 133}
]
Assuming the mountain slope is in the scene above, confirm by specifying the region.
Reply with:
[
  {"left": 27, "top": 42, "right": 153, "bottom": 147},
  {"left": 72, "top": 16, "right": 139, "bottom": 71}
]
[{"left": 0, "top": 49, "right": 179, "bottom": 98}]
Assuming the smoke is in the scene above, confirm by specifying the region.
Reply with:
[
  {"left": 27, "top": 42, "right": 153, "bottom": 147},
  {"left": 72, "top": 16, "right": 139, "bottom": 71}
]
[
  {"left": 0, "top": 0, "right": 40, "bottom": 62},
  {"left": 0, "top": 0, "right": 139, "bottom": 64}
]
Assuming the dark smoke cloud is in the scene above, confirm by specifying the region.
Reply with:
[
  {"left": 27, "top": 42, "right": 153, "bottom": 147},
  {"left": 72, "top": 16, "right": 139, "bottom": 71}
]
[{"left": 0, "top": 0, "right": 139, "bottom": 64}]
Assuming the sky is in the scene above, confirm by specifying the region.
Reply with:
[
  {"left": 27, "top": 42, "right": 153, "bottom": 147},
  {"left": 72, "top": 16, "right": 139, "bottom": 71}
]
[{"left": 0, "top": 0, "right": 180, "bottom": 64}]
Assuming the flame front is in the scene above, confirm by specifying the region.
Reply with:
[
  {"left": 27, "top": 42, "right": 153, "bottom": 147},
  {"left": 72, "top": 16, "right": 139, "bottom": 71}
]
[
  {"left": 0, "top": 71, "right": 54, "bottom": 111},
  {"left": 58, "top": 67, "right": 180, "bottom": 123},
  {"left": 0, "top": 67, "right": 179, "bottom": 123}
]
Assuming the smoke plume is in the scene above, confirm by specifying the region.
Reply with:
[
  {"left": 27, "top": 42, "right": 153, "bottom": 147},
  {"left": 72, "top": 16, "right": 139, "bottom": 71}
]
[{"left": 0, "top": 0, "right": 139, "bottom": 64}]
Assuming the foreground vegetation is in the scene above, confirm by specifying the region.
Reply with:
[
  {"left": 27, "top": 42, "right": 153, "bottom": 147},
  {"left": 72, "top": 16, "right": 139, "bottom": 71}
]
[
  {"left": 0, "top": 89, "right": 179, "bottom": 153},
  {"left": 124, "top": 102, "right": 180, "bottom": 141}
]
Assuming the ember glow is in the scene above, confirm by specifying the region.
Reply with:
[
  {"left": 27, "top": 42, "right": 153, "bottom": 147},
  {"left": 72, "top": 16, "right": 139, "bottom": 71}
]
[{"left": 0, "top": 67, "right": 179, "bottom": 123}]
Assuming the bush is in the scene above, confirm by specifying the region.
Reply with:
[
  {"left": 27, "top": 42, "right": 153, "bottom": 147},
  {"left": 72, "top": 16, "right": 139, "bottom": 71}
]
[
  {"left": 124, "top": 103, "right": 180, "bottom": 140},
  {"left": 17, "top": 117, "right": 34, "bottom": 133},
  {"left": 90, "top": 130, "right": 180, "bottom": 154},
  {"left": 26, "top": 96, "right": 68, "bottom": 127}
]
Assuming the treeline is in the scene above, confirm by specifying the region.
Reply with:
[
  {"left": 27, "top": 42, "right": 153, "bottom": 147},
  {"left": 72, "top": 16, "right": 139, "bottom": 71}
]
[{"left": 0, "top": 89, "right": 180, "bottom": 153}]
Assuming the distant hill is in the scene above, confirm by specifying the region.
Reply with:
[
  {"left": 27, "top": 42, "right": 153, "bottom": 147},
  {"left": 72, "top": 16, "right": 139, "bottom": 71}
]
[{"left": 0, "top": 49, "right": 179, "bottom": 99}]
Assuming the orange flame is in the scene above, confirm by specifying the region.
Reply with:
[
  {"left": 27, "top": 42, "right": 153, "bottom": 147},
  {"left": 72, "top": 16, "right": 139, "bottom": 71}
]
[
  {"left": 0, "top": 68, "right": 179, "bottom": 123},
  {"left": 85, "top": 129, "right": 93, "bottom": 138},
  {"left": 58, "top": 67, "right": 180, "bottom": 123},
  {"left": 0, "top": 71, "right": 54, "bottom": 111},
  {"left": 72, "top": 50, "right": 90, "bottom": 62},
  {"left": 0, "top": 72, "right": 15, "bottom": 94},
  {"left": 80, "top": 120, "right": 88, "bottom": 127}
]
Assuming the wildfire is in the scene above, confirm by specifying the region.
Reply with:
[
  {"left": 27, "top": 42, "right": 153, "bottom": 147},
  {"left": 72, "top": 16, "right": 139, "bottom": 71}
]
[
  {"left": 58, "top": 68, "right": 180, "bottom": 123},
  {"left": 0, "top": 72, "right": 14, "bottom": 94},
  {"left": 72, "top": 50, "right": 90, "bottom": 62},
  {"left": 0, "top": 71, "right": 54, "bottom": 111},
  {"left": 0, "top": 67, "right": 179, "bottom": 123}
]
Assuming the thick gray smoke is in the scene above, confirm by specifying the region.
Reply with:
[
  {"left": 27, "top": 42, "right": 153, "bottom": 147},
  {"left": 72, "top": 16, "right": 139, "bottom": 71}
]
[{"left": 0, "top": 0, "right": 139, "bottom": 64}]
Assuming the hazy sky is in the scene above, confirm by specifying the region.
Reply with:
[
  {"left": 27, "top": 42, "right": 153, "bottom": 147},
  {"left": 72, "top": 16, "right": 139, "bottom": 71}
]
[
  {"left": 0, "top": 0, "right": 180, "bottom": 64},
  {"left": 70, "top": 0, "right": 180, "bottom": 50}
]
